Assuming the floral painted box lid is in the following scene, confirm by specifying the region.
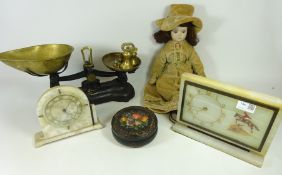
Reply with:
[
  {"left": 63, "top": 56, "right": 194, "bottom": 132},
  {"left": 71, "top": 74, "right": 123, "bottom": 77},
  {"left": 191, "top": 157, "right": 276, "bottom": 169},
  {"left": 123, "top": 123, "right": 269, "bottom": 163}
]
[{"left": 111, "top": 106, "right": 158, "bottom": 147}]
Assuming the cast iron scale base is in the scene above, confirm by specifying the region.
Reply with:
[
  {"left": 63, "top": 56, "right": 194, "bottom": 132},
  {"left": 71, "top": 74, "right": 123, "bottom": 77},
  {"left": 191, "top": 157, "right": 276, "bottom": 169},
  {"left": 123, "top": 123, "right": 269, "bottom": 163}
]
[
  {"left": 49, "top": 45, "right": 140, "bottom": 105},
  {"left": 49, "top": 65, "right": 135, "bottom": 105}
]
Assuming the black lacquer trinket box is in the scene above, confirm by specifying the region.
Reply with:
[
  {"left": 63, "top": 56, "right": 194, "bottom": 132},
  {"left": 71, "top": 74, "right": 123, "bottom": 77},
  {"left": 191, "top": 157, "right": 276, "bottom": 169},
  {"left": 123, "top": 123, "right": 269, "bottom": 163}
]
[{"left": 111, "top": 106, "right": 158, "bottom": 147}]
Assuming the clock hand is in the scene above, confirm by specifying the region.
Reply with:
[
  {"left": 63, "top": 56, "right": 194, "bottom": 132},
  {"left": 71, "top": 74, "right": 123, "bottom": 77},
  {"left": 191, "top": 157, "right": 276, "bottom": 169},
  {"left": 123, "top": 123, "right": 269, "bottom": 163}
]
[
  {"left": 65, "top": 102, "right": 79, "bottom": 115},
  {"left": 191, "top": 106, "right": 208, "bottom": 111},
  {"left": 65, "top": 101, "right": 72, "bottom": 109}
]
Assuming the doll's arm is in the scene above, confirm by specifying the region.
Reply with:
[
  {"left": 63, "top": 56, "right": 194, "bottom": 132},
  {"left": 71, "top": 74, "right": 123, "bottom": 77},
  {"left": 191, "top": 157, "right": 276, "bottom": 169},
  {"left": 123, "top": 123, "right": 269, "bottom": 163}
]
[
  {"left": 149, "top": 50, "right": 167, "bottom": 84},
  {"left": 190, "top": 49, "right": 206, "bottom": 76}
]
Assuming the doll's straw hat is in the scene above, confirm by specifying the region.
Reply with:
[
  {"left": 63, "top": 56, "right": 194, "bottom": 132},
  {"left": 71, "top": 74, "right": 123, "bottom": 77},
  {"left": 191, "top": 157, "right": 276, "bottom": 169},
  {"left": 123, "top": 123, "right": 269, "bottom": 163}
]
[{"left": 156, "top": 4, "right": 202, "bottom": 32}]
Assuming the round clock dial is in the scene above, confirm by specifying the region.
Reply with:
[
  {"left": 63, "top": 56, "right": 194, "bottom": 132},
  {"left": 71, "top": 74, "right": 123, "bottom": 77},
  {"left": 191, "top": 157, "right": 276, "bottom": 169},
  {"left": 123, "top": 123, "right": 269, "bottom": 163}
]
[
  {"left": 45, "top": 95, "right": 83, "bottom": 127},
  {"left": 186, "top": 90, "right": 226, "bottom": 126},
  {"left": 37, "top": 86, "right": 91, "bottom": 128},
  {"left": 190, "top": 94, "right": 222, "bottom": 123}
]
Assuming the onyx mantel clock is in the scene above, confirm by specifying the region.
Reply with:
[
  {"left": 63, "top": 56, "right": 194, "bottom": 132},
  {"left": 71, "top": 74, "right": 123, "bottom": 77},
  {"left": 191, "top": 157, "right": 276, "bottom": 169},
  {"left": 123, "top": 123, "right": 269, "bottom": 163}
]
[
  {"left": 172, "top": 73, "right": 282, "bottom": 167},
  {"left": 35, "top": 85, "right": 103, "bottom": 147}
]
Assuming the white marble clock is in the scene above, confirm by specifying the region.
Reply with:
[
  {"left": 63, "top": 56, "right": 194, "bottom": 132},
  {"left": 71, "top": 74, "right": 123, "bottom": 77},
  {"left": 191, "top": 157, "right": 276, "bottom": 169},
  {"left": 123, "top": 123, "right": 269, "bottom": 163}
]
[
  {"left": 34, "top": 85, "right": 103, "bottom": 147},
  {"left": 173, "top": 73, "right": 282, "bottom": 167}
]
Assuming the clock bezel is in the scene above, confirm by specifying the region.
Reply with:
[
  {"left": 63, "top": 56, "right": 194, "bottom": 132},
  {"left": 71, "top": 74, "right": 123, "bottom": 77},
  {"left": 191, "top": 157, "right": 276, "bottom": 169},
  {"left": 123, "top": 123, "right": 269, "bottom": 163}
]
[
  {"left": 44, "top": 94, "right": 84, "bottom": 127},
  {"left": 37, "top": 85, "right": 93, "bottom": 129}
]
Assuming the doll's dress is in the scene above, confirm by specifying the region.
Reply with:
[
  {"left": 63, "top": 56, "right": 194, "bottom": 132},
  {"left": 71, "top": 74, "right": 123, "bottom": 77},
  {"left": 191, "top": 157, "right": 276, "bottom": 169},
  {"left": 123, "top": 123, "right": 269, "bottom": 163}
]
[{"left": 144, "top": 40, "right": 205, "bottom": 113}]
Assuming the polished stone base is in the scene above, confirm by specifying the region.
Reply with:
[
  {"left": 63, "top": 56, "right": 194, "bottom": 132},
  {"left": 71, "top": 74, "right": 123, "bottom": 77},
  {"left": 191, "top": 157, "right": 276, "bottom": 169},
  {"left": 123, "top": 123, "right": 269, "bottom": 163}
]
[
  {"left": 172, "top": 123, "right": 264, "bottom": 167},
  {"left": 34, "top": 123, "right": 104, "bottom": 148}
]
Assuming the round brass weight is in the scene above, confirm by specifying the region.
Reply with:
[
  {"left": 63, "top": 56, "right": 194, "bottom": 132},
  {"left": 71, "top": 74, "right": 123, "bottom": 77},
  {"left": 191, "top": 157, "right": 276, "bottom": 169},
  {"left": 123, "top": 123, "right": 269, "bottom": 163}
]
[
  {"left": 102, "top": 42, "right": 141, "bottom": 72},
  {"left": 102, "top": 52, "right": 141, "bottom": 72}
]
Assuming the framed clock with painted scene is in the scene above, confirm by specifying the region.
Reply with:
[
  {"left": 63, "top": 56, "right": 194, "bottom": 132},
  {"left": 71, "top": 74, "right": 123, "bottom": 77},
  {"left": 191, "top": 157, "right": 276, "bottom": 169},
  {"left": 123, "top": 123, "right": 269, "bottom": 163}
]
[{"left": 172, "top": 73, "right": 282, "bottom": 167}]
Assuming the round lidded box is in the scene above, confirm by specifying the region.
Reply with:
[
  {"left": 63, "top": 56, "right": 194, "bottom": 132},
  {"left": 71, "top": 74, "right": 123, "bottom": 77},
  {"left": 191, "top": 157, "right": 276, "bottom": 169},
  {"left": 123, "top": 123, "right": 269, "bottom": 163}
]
[{"left": 111, "top": 106, "right": 158, "bottom": 147}]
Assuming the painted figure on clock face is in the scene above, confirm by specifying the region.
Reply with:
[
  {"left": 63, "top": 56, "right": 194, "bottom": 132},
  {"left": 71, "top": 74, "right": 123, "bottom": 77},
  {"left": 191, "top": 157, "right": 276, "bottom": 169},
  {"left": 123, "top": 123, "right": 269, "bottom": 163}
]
[{"left": 144, "top": 4, "right": 206, "bottom": 114}]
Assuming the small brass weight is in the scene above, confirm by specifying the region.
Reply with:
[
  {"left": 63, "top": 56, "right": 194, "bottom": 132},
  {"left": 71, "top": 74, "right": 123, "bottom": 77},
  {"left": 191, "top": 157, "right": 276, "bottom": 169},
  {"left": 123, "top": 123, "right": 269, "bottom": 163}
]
[
  {"left": 102, "top": 42, "right": 141, "bottom": 73},
  {"left": 119, "top": 42, "right": 138, "bottom": 70}
]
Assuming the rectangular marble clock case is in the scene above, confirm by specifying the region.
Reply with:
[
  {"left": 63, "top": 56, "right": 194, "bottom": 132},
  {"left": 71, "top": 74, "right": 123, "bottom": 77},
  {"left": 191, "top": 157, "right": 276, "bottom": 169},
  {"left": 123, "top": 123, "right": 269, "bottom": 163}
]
[{"left": 172, "top": 73, "right": 282, "bottom": 167}]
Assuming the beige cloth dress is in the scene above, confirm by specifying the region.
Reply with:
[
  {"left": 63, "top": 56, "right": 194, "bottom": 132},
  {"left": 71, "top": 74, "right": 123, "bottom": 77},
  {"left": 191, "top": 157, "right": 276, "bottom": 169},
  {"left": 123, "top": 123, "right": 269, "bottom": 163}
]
[{"left": 144, "top": 40, "right": 205, "bottom": 113}]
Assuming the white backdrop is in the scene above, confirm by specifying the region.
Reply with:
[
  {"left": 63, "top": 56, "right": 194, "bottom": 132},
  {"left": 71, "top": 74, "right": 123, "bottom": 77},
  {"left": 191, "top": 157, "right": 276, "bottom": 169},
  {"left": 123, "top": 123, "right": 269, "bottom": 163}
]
[{"left": 0, "top": 0, "right": 281, "bottom": 175}]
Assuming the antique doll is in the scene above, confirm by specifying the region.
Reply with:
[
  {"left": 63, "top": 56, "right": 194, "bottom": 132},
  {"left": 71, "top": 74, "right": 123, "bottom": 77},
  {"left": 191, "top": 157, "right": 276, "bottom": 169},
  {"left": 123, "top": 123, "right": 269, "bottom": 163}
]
[{"left": 144, "top": 4, "right": 206, "bottom": 117}]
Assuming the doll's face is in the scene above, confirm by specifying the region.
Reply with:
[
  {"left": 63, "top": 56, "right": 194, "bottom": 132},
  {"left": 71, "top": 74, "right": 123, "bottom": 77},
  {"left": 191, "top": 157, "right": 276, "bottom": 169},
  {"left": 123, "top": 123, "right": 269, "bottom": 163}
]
[{"left": 171, "top": 26, "right": 187, "bottom": 42}]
